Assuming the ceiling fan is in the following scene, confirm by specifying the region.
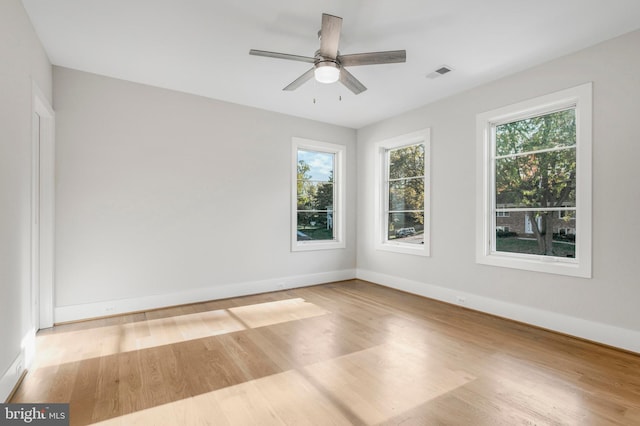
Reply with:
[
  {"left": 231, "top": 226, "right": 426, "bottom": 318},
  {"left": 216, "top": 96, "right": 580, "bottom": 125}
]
[{"left": 249, "top": 13, "right": 406, "bottom": 95}]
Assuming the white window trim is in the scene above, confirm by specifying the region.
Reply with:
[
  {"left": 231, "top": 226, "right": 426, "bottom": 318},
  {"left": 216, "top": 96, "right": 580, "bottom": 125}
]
[
  {"left": 475, "top": 83, "right": 592, "bottom": 278},
  {"left": 291, "top": 137, "right": 346, "bottom": 251},
  {"left": 374, "top": 129, "right": 431, "bottom": 256}
]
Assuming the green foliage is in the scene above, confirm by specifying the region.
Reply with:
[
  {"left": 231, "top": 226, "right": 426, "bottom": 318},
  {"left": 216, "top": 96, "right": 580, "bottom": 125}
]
[
  {"left": 388, "top": 144, "right": 425, "bottom": 226},
  {"left": 297, "top": 158, "right": 334, "bottom": 240},
  {"left": 496, "top": 109, "right": 576, "bottom": 156},
  {"left": 297, "top": 160, "right": 315, "bottom": 210},
  {"left": 314, "top": 171, "right": 334, "bottom": 211},
  {"left": 297, "top": 160, "right": 334, "bottom": 211},
  {"left": 495, "top": 109, "right": 577, "bottom": 255},
  {"left": 389, "top": 144, "right": 425, "bottom": 180}
]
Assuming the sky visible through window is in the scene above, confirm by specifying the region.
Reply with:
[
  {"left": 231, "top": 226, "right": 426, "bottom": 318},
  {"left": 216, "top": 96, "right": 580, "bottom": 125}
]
[{"left": 298, "top": 150, "right": 333, "bottom": 181}]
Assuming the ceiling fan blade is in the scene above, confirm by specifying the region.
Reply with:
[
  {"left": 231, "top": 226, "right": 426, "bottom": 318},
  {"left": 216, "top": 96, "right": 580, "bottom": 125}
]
[
  {"left": 339, "top": 68, "right": 367, "bottom": 95},
  {"left": 249, "top": 49, "right": 315, "bottom": 63},
  {"left": 283, "top": 67, "right": 315, "bottom": 91},
  {"left": 338, "top": 50, "right": 406, "bottom": 67},
  {"left": 319, "top": 14, "right": 342, "bottom": 59}
]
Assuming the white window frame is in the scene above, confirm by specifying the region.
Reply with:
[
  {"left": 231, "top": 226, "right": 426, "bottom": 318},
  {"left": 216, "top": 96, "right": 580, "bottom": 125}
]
[
  {"left": 476, "top": 83, "right": 592, "bottom": 278},
  {"left": 374, "top": 129, "right": 430, "bottom": 256},
  {"left": 291, "top": 137, "right": 346, "bottom": 251}
]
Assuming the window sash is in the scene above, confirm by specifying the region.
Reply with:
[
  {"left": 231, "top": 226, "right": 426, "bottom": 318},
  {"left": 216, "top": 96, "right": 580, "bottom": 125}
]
[
  {"left": 490, "top": 106, "right": 578, "bottom": 261},
  {"left": 494, "top": 144, "right": 576, "bottom": 160},
  {"left": 384, "top": 145, "right": 425, "bottom": 239}
]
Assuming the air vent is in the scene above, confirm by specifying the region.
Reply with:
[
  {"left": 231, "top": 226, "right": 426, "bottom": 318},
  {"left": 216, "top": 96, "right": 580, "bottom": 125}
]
[{"left": 426, "top": 65, "right": 453, "bottom": 79}]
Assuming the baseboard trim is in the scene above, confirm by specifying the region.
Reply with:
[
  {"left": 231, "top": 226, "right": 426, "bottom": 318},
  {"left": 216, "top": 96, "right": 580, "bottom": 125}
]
[
  {"left": 54, "top": 269, "right": 356, "bottom": 323},
  {"left": 356, "top": 269, "right": 640, "bottom": 354},
  {"left": 1, "top": 352, "right": 25, "bottom": 403}
]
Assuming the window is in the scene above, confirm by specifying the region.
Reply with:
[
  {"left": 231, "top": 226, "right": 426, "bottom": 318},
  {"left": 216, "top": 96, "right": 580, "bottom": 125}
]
[
  {"left": 476, "top": 83, "right": 592, "bottom": 277},
  {"left": 375, "top": 129, "right": 430, "bottom": 256},
  {"left": 292, "top": 138, "right": 345, "bottom": 251}
]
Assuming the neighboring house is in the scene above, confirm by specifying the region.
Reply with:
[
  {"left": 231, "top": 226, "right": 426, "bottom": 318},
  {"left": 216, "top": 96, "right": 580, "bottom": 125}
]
[{"left": 496, "top": 209, "right": 576, "bottom": 236}]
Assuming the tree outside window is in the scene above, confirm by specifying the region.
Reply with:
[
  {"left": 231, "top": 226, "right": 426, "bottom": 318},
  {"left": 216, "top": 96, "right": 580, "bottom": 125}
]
[
  {"left": 494, "top": 108, "right": 576, "bottom": 257},
  {"left": 296, "top": 150, "right": 334, "bottom": 241},
  {"left": 386, "top": 144, "right": 425, "bottom": 245}
]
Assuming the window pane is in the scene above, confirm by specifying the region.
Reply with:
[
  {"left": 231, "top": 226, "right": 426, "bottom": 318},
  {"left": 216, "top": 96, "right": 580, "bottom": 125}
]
[
  {"left": 297, "top": 181, "right": 333, "bottom": 210},
  {"left": 496, "top": 109, "right": 576, "bottom": 156},
  {"left": 297, "top": 150, "right": 334, "bottom": 182},
  {"left": 389, "top": 178, "right": 424, "bottom": 211},
  {"left": 495, "top": 149, "right": 576, "bottom": 209},
  {"left": 388, "top": 212, "right": 424, "bottom": 244},
  {"left": 389, "top": 144, "right": 424, "bottom": 179},
  {"left": 297, "top": 212, "right": 334, "bottom": 241},
  {"left": 296, "top": 149, "right": 335, "bottom": 237},
  {"left": 495, "top": 211, "right": 576, "bottom": 258}
]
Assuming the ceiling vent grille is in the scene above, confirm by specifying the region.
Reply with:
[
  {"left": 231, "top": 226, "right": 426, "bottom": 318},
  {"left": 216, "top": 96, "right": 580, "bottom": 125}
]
[{"left": 427, "top": 65, "right": 453, "bottom": 79}]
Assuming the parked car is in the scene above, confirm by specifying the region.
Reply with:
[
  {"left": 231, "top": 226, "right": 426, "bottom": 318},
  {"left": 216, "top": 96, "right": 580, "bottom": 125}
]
[{"left": 395, "top": 227, "right": 416, "bottom": 237}]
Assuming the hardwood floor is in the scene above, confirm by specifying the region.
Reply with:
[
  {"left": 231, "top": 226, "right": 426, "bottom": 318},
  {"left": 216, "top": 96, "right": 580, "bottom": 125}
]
[{"left": 11, "top": 280, "right": 640, "bottom": 425}]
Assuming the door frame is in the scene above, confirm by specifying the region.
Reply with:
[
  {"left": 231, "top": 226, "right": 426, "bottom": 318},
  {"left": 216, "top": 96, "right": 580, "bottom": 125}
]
[{"left": 32, "top": 81, "right": 55, "bottom": 329}]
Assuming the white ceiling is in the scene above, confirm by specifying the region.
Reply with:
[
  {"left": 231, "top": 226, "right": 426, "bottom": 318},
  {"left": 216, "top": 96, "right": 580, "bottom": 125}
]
[{"left": 21, "top": 0, "right": 640, "bottom": 129}]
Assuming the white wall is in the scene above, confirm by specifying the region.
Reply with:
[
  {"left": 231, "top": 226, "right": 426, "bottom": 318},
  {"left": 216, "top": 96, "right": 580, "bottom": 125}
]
[
  {"left": 53, "top": 67, "right": 357, "bottom": 321},
  {"left": 357, "top": 30, "right": 640, "bottom": 352},
  {"left": 0, "top": 0, "right": 52, "bottom": 401}
]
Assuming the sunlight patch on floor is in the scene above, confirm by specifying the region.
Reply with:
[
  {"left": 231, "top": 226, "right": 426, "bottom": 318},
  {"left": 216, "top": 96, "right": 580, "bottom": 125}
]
[
  {"left": 228, "top": 298, "right": 330, "bottom": 328},
  {"left": 90, "top": 369, "right": 353, "bottom": 425},
  {"left": 34, "top": 298, "right": 329, "bottom": 368},
  {"left": 303, "top": 341, "right": 476, "bottom": 425}
]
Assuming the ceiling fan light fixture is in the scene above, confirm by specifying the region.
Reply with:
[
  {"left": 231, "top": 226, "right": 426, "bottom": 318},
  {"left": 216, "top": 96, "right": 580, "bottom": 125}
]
[{"left": 314, "top": 61, "right": 340, "bottom": 84}]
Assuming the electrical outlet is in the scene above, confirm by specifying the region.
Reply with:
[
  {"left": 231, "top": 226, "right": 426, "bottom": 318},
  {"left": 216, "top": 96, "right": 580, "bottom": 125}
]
[{"left": 455, "top": 296, "right": 466, "bottom": 305}]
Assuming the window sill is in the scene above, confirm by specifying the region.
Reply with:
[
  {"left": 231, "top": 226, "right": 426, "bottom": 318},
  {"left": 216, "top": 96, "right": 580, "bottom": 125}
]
[
  {"left": 376, "top": 242, "right": 429, "bottom": 257},
  {"left": 292, "top": 240, "right": 346, "bottom": 252},
  {"left": 476, "top": 251, "right": 590, "bottom": 278}
]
